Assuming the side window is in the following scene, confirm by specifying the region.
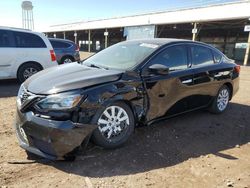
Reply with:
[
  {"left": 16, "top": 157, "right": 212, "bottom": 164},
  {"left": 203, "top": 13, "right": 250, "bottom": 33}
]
[
  {"left": 0, "top": 30, "right": 11, "bottom": 47},
  {"left": 50, "top": 41, "right": 71, "bottom": 49},
  {"left": 191, "top": 45, "right": 214, "bottom": 67},
  {"left": 50, "top": 41, "right": 59, "bottom": 48},
  {"left": 60, "top": 42, "right": 71, "bottom": 48},
  {"left": 148, "top": 45, "right": 188, "bottom": 71},
  {"left": 13, "top": 31, "right": 46, "bottom": 48},
  {"left": 213, "top": 50, "right": 222, "bottom": 63}
]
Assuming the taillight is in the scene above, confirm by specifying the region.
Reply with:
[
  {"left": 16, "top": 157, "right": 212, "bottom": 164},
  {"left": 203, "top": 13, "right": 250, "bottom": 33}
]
[
  {"left": 235, "top": 65, "right": 240, "bottom": 74},
  {"left": 75, "top": 44, "right": 79, "bottom": 51},
  {"left": 50, "top": 50, "right": 56, "bottom": 62}
]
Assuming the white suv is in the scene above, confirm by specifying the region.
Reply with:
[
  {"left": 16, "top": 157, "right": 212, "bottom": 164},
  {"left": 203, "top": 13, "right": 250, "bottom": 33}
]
[{"left": 0, "top": 27, "right": 58, "bottom": 82}]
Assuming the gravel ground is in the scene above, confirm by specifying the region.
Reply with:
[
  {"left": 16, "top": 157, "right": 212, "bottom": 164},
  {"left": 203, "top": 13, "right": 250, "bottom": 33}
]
[{"left": 0, "top": 65, "right": 250, "bottom": 188}]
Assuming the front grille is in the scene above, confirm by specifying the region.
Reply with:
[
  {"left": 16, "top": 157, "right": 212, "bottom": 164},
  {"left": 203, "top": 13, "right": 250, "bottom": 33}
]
[
  {"left": 18, "top": 85, "right": 40, "bottom": 110},
  {"left": 19, "top": 85, "right": 35, "bottom": 105},
  {"left": 20, "top": 90, "right": 31, "bottom": 104}
]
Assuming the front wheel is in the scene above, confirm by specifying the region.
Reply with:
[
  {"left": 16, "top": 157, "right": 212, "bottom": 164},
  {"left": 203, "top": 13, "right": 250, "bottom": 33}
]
[
  {"left": 92, "top": 102, "right": 135, "bottom": 149},
  {"left": 209, "top": 85, "right": 230, "bottom": 114}
]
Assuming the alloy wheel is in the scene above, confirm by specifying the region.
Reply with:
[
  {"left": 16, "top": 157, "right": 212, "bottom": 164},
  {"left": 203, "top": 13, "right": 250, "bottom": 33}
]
[
  {"left": 23, "top": 68, "right": 38, "bottom": 79},
  {"left": 63, "top": 58, "right": 73, "bottom": 64},
  {"left": 98, "top": 105, "right": 130, "bottom": 140},
  {"left": 217, "top": 88, "right": 229, "bottom": 111}
]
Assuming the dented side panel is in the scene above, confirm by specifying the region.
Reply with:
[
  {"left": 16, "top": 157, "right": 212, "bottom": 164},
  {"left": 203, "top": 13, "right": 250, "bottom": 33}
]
[{"left": 79, "top": 72, "right": 145, "bottom": 124}]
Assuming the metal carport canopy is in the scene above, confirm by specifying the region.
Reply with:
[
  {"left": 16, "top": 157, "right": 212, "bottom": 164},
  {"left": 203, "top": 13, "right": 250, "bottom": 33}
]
[{"left": 44, "top": 1, "right": 250, "bottom": 32}]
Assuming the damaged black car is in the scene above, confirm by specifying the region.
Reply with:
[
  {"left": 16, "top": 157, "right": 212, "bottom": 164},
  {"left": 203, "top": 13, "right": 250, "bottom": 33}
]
[{"left": 15, "top": 39, "right": 240, "bottom": 160}]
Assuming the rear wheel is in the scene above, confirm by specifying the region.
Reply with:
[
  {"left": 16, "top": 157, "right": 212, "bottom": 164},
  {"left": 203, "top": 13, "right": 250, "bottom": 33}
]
[
  {"left": 92, "top": 102, "right": 135, "bottom": 149},
  {"left": 17, "top": 63, "right": 42, "bottom": 83},
  {"left": 61, "top": 56, "right": 74, "bottom": 64},
  {"left": 209, "top": 85, "right": 230, "bottom": 114}
]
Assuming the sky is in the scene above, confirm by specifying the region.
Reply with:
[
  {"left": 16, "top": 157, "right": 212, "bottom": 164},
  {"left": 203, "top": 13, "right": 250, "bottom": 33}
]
[{"left": 0, "top": 0, "right": 241, "bottom": 32}]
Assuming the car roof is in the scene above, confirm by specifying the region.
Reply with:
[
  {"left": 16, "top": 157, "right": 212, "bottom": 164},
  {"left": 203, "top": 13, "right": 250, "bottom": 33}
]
[
  {"left": 0, "top": 26, "right": 42, "bottom": 34},
  {"left": 122, "top": 38, "right": 212, "bottom": 47},
  {"left": 48, "top": 38, "right": 75, "bottom": 44}
]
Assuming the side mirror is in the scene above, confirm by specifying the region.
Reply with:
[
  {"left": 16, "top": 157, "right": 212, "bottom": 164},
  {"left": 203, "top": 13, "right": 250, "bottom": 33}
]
[{"left": 148, "top": 64, "right": 169, "bottom": 75}]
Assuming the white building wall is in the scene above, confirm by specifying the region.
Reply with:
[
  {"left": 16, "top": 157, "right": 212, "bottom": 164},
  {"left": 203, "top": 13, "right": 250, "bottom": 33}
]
[{"left": 44, "top": 1, "right": 250, "bottom": 32}]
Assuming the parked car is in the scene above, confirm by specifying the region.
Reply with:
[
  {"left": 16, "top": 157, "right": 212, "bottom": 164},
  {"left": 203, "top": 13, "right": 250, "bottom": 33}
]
[
  {"left": 15, "top": 39, "right": 240, "bottom": 160},
  {"left": 49, "top": 38, "right": 80, "bottom": 64},
  {"left": 0, "top": 26, "right": 58, "bottom": 83}
]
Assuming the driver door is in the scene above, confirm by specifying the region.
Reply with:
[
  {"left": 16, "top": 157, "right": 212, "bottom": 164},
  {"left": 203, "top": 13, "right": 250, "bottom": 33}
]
[{"left": 141, "top": 44, "right": 194, "bottom": 121}]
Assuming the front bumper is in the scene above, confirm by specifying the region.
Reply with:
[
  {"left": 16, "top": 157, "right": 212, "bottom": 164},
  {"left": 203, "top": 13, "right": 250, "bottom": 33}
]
[{"left": 15, "top": 108, "right": 97, "bottom": 160}]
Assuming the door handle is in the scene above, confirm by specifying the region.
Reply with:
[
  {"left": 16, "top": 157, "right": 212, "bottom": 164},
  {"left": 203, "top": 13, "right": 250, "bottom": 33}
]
[{"left": 181, "top": 79, "right": 192, "bottom": 84}]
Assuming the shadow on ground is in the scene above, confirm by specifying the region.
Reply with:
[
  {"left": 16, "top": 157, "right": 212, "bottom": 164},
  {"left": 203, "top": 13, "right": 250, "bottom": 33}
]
[
  {"left": 0, "top": 79, "right": 20, "bottom": 98},
  {"left": 38, "top": 102, "right": 250, "bottom": 177}
]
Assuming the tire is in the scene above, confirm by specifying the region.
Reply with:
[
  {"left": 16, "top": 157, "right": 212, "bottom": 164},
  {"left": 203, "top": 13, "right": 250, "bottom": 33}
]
[
  {"left": 17, "top": 63, "right": 42, "bottom": 83},
  {"left": 60, "top": 56, "right": 74, "bottom": 64},
  {"left": 209, "top": 85, "right": 230, "bottom": 114},
  {"left": 91, "top": 102, "right": 135, "bottom": 149}
]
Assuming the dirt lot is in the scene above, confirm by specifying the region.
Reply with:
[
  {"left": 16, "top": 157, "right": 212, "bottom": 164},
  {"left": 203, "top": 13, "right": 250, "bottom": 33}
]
[{"left": 0, "top": 66, "right": 250, "bottom": 188}]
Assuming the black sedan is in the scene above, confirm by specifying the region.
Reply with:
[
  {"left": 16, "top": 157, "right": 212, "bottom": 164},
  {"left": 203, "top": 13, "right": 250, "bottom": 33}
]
[{"left": 15, "top": 39, "right": 240, "bottom": 160}]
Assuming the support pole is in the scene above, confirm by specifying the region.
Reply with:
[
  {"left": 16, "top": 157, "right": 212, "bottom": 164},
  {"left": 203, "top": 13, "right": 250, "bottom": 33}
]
[
  {"left": 104, "top": 29, "right": 108, "bottom": 48},
  {"left": 192, "top": 22, "right": 197, "bottom": 41},
  {"left": 63, "top": 32, "right": 66, "bottom": 39},
  {"left": 243, "top": 32, "right": 250, "bottom": 66},
  {"left": 154, "top": 25, "right": 158, "bottom": 38},
  {"left": 22, "top": 10, "right": 24, "bottom": 28},
  {"left": 31, "top": 11, "right": 34, "bottom": 30},
  {"left": 88, "top": 30, "right": 91, "bottom": 52},
  {"left": 74, "top": 31, "right": 77, "bottom": 44},
  {"left": 26, "top": 11, "right": 29, "bottom": 30}
]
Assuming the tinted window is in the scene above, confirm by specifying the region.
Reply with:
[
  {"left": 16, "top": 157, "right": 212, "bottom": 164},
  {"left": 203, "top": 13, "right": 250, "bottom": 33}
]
[
  {"left": 149, "top": 45, "right": 188, "bottom": 71},
  {"left": 213, "top": 50, "right": 222, "bottom": 63},
  {"left": 50, "top": 40, "right": 71, "bottom": 49},
  {"left": 191, "top": 45, "right": 214, "bottom": 66},
  {"left": 0, "top": 30, "right": 11, "bottom": 47},
  {"left": 13, "top": 31, "right": 46, "bottom": 48}
]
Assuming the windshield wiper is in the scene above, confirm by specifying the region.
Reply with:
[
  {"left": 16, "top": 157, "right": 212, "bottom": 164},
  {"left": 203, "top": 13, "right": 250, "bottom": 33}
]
[
  {"left": 89, "top": 64, "right": 102, "bottom": 69},
  {"left": 84, "top": 63, "right": 109, "bottom": 70}
]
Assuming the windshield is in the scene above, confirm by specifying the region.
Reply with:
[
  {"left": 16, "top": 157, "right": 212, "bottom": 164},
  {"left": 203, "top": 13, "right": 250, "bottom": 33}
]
[{"left": 83, "top": 41, "right": 159, "bottom": 70}]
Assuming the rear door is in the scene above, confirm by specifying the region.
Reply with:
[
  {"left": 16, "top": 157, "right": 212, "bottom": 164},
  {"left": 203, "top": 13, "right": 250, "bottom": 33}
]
[
  {"left": 0, "top": 29, "right": 15, "bottom": 79},
  {"left": 188, "top": 44, "right": 223, "bottom": 108},
  {"left": 141, "top": 44, "right": 195, "bottom": 121}
]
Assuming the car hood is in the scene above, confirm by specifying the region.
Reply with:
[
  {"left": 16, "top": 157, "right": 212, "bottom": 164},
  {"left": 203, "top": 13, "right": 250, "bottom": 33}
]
[{"left": 24, "top": 62, "right": 123, "bottom": 95}]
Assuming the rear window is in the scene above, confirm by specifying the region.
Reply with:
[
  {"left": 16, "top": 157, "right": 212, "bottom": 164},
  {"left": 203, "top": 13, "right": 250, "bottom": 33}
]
[
  {"left": 213, "top": 50, "right": 222, "bottom": 63},
  {"left": 13, "top": 31, "right": 46, "bottom": 48},
  {"left": 50, "top": 40, "right": 72, "bottom": 49},
  {"left": 0, "top": 30, "right": 11, "bottom": 47},
  {"left": 191, "top": 45, "right": 214, "bottom": 67}
]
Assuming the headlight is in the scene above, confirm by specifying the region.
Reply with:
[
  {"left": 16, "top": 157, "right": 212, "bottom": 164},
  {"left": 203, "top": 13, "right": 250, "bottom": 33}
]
[
  {"left": 17, "top": 84, "right": 24, "bottom": 108},
  {"left": 36, "top": 92, "right": 84, "bottom": 110}
]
